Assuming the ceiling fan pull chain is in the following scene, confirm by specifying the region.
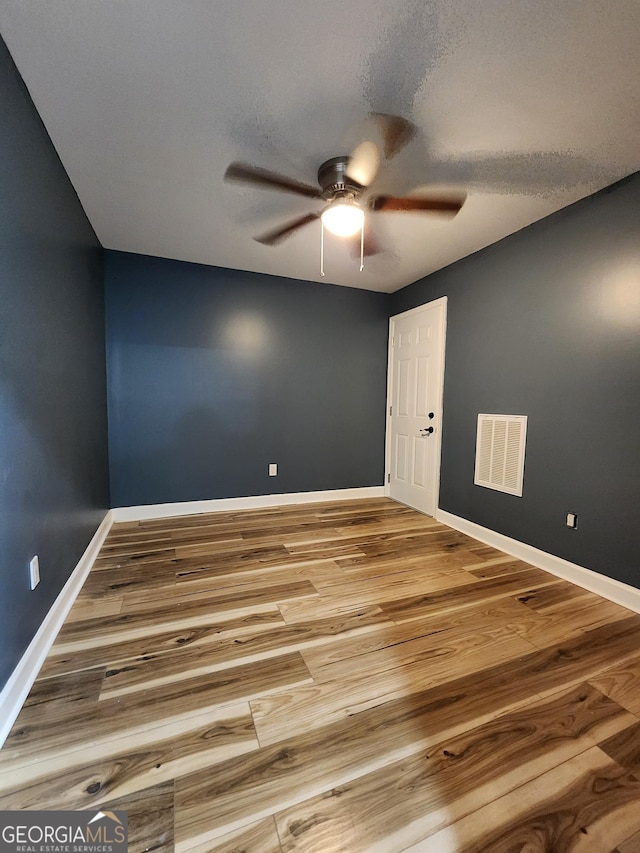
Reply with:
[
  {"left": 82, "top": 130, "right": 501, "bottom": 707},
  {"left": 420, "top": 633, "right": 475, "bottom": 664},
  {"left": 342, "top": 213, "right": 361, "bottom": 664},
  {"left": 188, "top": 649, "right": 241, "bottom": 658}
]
[
  {"left": 320, "top": 219, "right": 325, "bottom": 277},
  {"left": 360, "top": 221, "right": 365, "bottom": 272}
]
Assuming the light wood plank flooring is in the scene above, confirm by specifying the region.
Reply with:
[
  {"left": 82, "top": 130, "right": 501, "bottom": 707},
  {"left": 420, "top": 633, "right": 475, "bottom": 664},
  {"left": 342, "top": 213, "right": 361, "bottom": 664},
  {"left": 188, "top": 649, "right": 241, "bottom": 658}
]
[{"left": 2, "top": 497, "right": 640, "bottom": 852}]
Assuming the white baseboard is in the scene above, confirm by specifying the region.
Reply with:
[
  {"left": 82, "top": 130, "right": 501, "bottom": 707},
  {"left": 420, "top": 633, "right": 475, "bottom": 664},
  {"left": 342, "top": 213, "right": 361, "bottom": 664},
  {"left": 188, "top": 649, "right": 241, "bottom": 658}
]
[
  {"left": 0, "top": 510, "right": 114, "bottom": 749},
  {"left": 111, "top": 486, "right": 386, "bottom": 522},
  {"left": 436, "top": 508, "right": 640, "bottom": 614}
]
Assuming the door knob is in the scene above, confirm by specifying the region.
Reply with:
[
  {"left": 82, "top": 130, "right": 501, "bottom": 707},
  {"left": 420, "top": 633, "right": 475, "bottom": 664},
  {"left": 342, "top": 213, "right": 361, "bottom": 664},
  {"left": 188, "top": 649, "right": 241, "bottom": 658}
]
[{"left": 420, "top": 426, "right": 434, "bottom": 436}]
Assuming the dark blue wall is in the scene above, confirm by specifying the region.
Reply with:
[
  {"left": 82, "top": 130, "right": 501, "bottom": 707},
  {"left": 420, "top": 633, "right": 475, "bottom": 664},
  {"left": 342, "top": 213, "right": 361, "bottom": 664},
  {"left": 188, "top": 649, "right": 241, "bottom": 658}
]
[
  {"left": 105, "top": 252, "right": 389, "bottom": 507},
  {"left": 391, "top": 173, "right": 640, "bottom": 586},
  {"left": 0, "top": 36, "right": 110, "bottom": 690}
]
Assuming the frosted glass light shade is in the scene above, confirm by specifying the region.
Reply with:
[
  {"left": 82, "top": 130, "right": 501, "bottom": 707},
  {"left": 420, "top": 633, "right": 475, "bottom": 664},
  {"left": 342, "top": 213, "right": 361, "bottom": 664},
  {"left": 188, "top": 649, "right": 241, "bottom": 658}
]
[{"left": 321, "top": 202, "right": 364, "bottom": 237}]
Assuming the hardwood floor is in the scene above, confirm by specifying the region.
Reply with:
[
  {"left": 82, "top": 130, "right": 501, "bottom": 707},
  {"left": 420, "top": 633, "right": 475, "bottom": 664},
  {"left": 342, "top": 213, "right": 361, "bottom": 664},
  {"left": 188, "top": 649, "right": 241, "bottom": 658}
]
[{"left": 2, "top": 497, "right": 640, "bottom": 852}]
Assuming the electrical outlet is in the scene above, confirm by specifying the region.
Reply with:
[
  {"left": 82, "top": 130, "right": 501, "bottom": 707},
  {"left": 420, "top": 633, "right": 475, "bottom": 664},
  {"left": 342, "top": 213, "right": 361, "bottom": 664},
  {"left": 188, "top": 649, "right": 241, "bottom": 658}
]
[
  {"left": 566, "top": 512, "right": 578, "bottom": 529},
  {"left": 269, "top": 463, "right": 277, "bottom": 476},
  {"left": 29, "top": 555, "right": 40, "bottom": 590}
]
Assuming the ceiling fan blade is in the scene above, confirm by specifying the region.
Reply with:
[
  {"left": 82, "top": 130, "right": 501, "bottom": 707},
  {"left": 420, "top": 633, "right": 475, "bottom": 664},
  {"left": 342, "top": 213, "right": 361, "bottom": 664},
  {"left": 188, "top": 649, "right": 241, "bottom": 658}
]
[
  {"left": 370, "top": 113, "right": 416, "bottom": 160},
  {"left": 254, "top": 212, "right": 320, "bottom": 246},
  {"left": 225, "top": 162, "right": 322, "bottom": 199},
  {"left": 345, "top": 140, "right": 380, "bottom": 187},
  {"left": 370, "top": 194, "right": 466, "bottom": 216}
]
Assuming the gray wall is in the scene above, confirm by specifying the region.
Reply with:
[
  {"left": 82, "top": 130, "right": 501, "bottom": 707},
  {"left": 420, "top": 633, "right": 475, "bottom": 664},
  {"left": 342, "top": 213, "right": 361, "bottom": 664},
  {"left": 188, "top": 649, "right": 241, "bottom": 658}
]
[
  {"left": 105, "top": 251, "right": 389, "bottom": 507},
  {"left": 391, "top": 174, "right": 640, "bottom": 587},
  {"left": 0, "top": 36, "right": 110, "bottom": 690}
]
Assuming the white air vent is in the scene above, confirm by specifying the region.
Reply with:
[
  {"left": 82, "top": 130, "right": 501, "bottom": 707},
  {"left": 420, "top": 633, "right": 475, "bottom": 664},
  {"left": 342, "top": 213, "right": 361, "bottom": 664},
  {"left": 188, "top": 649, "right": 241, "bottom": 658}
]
[{"left": 474, "top": 414, "right": 527, "bottom": 497}]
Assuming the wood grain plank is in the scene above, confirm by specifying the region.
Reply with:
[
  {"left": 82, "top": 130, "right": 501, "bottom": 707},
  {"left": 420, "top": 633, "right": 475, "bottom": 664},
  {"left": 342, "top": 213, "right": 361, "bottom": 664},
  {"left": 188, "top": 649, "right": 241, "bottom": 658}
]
[
  {"left": 179, "top": 673, "right": 623, "bottom": 853},
  {"left": 98, "top": 780, "right": 175, "bottom": 853},
  {"left": 51, "top": 580, "right": 316, "bottom": 652},
  {"left": 590, "top": 652, "right": 640, "bottom": 716},
  {"left": 16, "top": 667, "right": 105, "bottom": 724},
  {"left": 0, "top": 703, "right": 254, "bottom": 796},
  {"left": 118, "top": 570, "right": 318, "bottom": 615},
  {"left": 38, "top": 611, "right": 284, "bottom": 680},
  {"left": 93, "top": 547, "right": 176, "bottom": 567},
  {"left": 257, "top": 615, "right": 640, "bottom": 745},
  {"left": 174, "top": 686, "right": 533, "bottom": 851},
  {"left": 600, "top": 720, "right": 640, "bottom": 772},
  {"left": 465, "top": 558, "right": 536, "bottom": 579},
  {"left": 182, "top": 818, "right": 283, "bottom": 853},
  {"left": 356, "top": 529, "right": 471, "bottom": 558},
  {"left": 314, "top": 561, "right": 472, "bottom": 593},
  {"left": 615, "top": 830, "right": 640, "bottom": 852},
  {"left": 252, "top": 630, "right": 535, "bottom": 744},
  {"left": 522, "top": 596, "right": 635, "bottom": 648},
  {"left": 99, "top": 527, "right": 243, "bottom": 554},
  {"left": 0, "top": 704, "right": 258, "bottom": 809},
  {"left": 590, "top": 654, "right": 640, "bottom": 717},
  {"left": 65, "top": 597, "right": 124, "bottom": 622},
  {"left": 334, "top": 551, "right": 467, "bottom": 581},
  {"left": 0, "top": 653, "right": 311, "bottom": 769},
  {"left": 418, "top": 747, "right": 640, "bottom": 853},
  {"left": 283, "top": 524, "right": 448, "bottom": 555},
  {"left": 95, "top": 541, "right": 295, "bottom": 575},
  {"left": 315, "top": 498, "right": 412, "bottom": 519},
  {"left": 462, "top": 542, "right": 510, "bottom": 561},
  {"left": 380, "top": 568, "right": 560, "bottom": 623},
  {"left": 295, "top": 571, "right": 480, "bottom": 614},
  {"left": 305, "top": 616, "right": 535, "bottom": 685},
  {"left": 99, "top": 606, "right": 391, "bottom": 700},
  {"left": 281, "top": 541, "right": 367, "bottom": 560},
  {"left": 301, "top": 597, "right": 549, "bottom": 675},
  {"left": 273, "top": 684, "right": 634, "bottom": 853},
  {"left": 79, "top": 562, "right": 182, "bottom": 596},
  {"left": 516, "top": 580, "right": 597, "bottom": 612},
  {"left": 171, "top": 559, "right": 345, "bottom": 597},
  {"left": 278, "top": 597, "right": 389, "bottom": 625}
]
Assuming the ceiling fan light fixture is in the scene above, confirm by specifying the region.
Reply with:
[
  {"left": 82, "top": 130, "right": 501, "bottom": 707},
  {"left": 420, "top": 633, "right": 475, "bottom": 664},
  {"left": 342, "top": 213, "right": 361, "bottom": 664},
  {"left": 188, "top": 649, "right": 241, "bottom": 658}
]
[{"left": 320, "top": 201, "right": 365, "bottom": 238}]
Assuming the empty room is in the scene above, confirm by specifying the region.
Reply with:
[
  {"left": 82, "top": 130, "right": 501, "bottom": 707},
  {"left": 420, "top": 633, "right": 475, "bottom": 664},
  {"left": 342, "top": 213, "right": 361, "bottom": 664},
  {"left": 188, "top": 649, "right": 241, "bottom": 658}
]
[{"left": 1, "top": 2, "right": 639, "bottom": 851}]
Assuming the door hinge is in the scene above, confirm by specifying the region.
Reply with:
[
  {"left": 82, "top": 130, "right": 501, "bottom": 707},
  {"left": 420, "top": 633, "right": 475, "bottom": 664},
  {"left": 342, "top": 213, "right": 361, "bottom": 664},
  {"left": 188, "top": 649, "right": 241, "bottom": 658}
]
[
  {"left": 387, "top": 473, "right": 391, "bottom": 483},
  {"left": 389, "top": 405, "right": 392, "bottom": 416},
  {"left": 391, "top": 335, "right": 395, "bottom": 347}
]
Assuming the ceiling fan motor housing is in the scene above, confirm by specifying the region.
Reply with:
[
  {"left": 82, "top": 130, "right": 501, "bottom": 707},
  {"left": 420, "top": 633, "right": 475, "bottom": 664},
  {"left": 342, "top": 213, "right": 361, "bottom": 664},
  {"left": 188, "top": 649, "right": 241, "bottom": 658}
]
[{"left": 317, "top": 156, "right": 363, "bottom": 201}]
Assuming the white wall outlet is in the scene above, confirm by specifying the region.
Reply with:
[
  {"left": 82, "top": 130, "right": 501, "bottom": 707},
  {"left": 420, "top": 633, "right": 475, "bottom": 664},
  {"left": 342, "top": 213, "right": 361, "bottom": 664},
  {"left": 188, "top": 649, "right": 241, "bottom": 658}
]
[
  {"left": 566, "top": 512, "right": 578, "bottom": 529},
  {"left": 268, "top": 463, "right": 277, "bottom": 476},
  {"left": 29, "top": 555, "right": 40, "bottom": 590}
]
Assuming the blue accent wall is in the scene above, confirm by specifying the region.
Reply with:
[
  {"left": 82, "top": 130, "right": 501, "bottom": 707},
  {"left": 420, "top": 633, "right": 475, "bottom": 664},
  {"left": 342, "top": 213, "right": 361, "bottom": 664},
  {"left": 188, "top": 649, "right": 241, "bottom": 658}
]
[
  {"left": 0, "top": 36, "right": 110, "bottom": 690},
  {"left": 391, "top": 174, "right": 640, "bottom": 587},
  {"left": 105, "top": 252, "right": 389, "bottom": 507}
]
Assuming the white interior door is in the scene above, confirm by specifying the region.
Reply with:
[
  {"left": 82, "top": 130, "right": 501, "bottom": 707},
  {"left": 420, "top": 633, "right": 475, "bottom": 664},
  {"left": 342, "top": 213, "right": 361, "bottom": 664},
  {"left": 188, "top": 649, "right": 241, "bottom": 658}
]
[{"left": 386, "top": 298, "right": 447, "bottom": 516}]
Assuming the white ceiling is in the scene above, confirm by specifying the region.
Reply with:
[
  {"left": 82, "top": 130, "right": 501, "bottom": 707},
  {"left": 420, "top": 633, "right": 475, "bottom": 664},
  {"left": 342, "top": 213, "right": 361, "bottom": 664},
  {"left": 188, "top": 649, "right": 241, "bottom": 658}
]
[{"left": 1, "top": 1, "right": 639, "bottom": 293}]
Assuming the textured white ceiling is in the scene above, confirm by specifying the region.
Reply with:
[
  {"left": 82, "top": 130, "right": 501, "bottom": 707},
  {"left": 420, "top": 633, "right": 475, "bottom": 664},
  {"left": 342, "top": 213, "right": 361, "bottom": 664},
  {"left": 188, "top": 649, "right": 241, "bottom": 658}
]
[{"left": 1, "top": 1, "right": 639, "bottom": 293}]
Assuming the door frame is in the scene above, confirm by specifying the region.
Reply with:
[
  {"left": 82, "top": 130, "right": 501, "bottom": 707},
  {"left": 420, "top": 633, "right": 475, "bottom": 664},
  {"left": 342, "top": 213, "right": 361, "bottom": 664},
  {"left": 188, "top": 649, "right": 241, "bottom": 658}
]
[{"left": 384, "top": 296, "right": 448, "bottom": 515}]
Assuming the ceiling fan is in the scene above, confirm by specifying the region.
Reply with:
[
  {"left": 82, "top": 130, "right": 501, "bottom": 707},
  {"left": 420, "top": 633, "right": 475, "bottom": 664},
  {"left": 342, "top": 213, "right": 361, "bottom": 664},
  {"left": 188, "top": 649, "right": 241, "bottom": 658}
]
[{"left": 224, "top": 113, "right": 466, "bottom": 254}]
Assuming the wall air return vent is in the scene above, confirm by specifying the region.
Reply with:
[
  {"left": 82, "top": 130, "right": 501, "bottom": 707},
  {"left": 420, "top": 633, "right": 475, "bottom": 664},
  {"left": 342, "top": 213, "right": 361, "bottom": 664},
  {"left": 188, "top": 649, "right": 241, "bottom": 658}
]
[{"left": 474, "top": 414, "right": 527, "bottom": 497}]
